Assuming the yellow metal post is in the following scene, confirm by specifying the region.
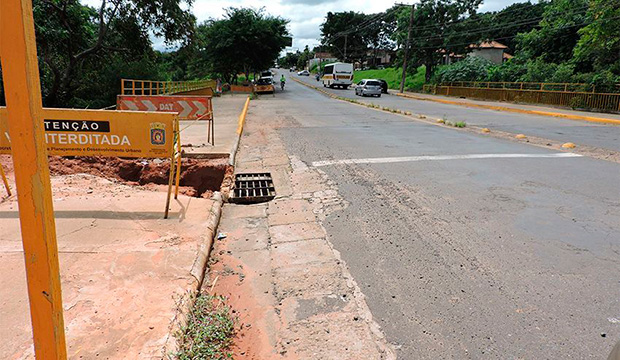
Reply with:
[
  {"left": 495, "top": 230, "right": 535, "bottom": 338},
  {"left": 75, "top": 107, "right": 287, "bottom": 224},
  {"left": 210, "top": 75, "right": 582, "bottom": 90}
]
[
  {"left": 174, "top": 128, "right": 181, "bottom": 199},
  {"left": 0, "top": 0, "right": 67, "bottom": 358},
  {"left": 0, "top": 163, "right": 11, "bottom": 196}
]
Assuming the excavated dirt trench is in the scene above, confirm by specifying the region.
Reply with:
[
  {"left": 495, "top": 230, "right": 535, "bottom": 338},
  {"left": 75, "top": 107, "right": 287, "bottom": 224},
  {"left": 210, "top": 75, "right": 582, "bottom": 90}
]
[{"left": 38, "top": 156, "right": 232, "bottom": 198}]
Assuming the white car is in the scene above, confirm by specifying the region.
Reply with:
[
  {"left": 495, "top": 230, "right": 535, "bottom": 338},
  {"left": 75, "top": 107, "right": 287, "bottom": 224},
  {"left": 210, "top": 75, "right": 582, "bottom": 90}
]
[
  {"left": 260, "top": 70, "right": 274, "bottom": 84},
  {"left": 297, "top": 70, "right": 310, "bottom": 76}
]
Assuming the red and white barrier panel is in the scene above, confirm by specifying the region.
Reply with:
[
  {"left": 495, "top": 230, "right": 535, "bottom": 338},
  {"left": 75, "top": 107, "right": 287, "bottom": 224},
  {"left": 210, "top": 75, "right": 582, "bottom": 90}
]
[{"left": 117, "top": 95, "right": 213, "bottom": 120}]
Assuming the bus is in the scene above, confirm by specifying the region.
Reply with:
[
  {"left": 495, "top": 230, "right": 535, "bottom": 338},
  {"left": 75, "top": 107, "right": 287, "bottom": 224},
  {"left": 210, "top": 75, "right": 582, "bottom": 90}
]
[{"left": 321, "top": 62, "right": 354, "bottom": 89}]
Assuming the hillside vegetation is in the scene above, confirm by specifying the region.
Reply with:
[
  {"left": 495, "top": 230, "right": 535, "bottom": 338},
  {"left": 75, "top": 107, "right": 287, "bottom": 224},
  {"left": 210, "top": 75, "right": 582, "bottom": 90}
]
[{"left": 353, "top": 67, "right": 426, "bottom": 91}]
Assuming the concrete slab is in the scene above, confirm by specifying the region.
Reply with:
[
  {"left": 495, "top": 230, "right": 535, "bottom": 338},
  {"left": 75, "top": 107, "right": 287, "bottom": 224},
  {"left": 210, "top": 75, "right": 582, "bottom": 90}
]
[
  {"left": 181, "top": 95, "right": 248, "bottom": 157},
  {"left": 267, "top": 199, "right": 316, "bottom": 226},
  {"left": 269, "top": 222, "right": 326, "bottom": 244},
  {"left": 0, "top": 174, "right": 214, "bottom": 359}
]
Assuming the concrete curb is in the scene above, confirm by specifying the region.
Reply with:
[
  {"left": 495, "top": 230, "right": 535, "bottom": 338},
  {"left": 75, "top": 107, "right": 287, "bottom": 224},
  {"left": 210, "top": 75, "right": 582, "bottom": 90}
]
[
  {"left": 228, "top": 96, "right": 251, "bottom": 166},
  {"left": 162, "top": 191, "right": 224, "bottom": 358},
  {"left": 395, "top": 92, "right": 620, "bottom": 125}
]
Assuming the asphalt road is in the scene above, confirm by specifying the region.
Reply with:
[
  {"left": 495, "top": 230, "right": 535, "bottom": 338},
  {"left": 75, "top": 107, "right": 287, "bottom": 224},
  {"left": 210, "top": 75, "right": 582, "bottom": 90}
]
[
  {"left": 294, "top": 74, "right": 620, "bottom": 153},
  {"left": 272, "top": 73, "right": 620, "bottom": 359}
]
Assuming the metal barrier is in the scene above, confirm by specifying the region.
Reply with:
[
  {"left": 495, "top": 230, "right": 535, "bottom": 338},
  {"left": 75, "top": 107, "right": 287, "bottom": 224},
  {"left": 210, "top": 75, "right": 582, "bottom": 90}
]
[
  {"left": 439, "top": 81, "right": 620, "bottom": 94},
  {"left": 121, "top": 78, "right": 216, "bottom": 95},
  {"left": 424, "top": 84, "right": 620, "bottom": 113},
  {"left": 229, "top": 84, "right": 254, "bottom": 93}
]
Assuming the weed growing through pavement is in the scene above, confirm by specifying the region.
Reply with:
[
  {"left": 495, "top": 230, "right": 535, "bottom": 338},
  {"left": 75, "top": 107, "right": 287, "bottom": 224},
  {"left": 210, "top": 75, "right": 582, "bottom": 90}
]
[
  {"left": 453, "top": 121, "right": 467, "bottom": 128},
  {"left": 176, "top": 293, "right": 237, "bottom": 360}
]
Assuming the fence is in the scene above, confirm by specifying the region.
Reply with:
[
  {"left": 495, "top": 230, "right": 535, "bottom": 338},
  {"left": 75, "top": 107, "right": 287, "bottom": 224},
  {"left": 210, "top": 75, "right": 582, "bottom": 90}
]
[
  {"left": 121, "top": 79, "right": 216, "bottom": 96},
  {"left": 424, "top": 82, "right": 620, "bottom": 113}
]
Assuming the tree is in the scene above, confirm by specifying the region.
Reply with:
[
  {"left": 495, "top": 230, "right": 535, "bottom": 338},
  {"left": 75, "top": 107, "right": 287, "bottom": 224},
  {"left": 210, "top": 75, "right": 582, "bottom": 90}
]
[
  {"left": 363, "top": 11, "right": 397, "bottom": 68},
  {"left": 296, "top": 46, "right": 314, "bottom": 70},
  {"left": 573, "top": 0, "right": 620, "bottom": 75},
  {"left": 34, "top": 0, "right": 195, "bottom": 106},
  {"left": 320, "top": 11, "right": 370, "bottom": 63},
  {"left": 515, "top": 0, "right": 590, "bottom": 65},
  {"left": 447, "top": 1, "right": 547, "bottom": 54},
  {"left": 393, "top": 0, "right": 482, "bottom": 83},
  {"left": 279, "top": 51, "right": 301, "bottom": 69},
  {"left": 188, "top": 7, "right": 290, "bottom": 83}
]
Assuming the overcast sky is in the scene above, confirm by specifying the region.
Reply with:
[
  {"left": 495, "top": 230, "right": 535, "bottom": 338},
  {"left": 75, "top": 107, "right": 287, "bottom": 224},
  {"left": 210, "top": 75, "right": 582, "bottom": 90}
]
[{"left": 83, "top": 0, "right": 528, "bottom": 51}]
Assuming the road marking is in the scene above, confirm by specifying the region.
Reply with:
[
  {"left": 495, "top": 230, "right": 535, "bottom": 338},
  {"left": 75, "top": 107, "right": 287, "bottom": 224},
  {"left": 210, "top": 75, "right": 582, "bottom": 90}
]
[{"left": 312, "top": 153, "right": 583, "bottom": 167}]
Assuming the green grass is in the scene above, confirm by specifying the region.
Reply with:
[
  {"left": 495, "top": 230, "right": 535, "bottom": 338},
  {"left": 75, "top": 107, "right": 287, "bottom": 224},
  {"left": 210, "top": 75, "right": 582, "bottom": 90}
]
[
  {"left": 176, "top": 294, "right": 236, "bottom": 360},
  {"left": 353, "top": 66, "right": 426, "bottom": 91}
]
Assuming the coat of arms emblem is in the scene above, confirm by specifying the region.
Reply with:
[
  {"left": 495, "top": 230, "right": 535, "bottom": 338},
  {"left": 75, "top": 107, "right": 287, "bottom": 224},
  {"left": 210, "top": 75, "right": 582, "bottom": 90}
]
[{"left": 150, "top": 122, "right": 166, "bottom": 146}]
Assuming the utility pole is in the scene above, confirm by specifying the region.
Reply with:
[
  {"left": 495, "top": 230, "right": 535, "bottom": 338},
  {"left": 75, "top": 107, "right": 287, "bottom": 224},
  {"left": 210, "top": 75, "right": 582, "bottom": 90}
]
[
  {"left": 399, "top": 3, "right": 415, "bottom": 93},
  {"left": 344, "top": 34, "right": 348, "bottom": 62}
]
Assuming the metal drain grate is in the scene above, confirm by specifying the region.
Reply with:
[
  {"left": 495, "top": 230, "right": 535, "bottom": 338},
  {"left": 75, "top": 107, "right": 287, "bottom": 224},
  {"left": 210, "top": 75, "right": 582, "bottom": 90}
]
[{"left": 229, "top": 172, "right": 276, "bottom": 204}]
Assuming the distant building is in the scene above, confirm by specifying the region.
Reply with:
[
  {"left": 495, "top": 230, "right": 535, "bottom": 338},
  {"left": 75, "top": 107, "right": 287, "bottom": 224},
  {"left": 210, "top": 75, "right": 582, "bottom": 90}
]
[
  {"left": 468, "top": 41, "right": 513, "bottom": 64},
  {"left": 307, "top": 52, "right": 337, "bottom": 70},
  {"left": 439, "top": 49, "right": 465, "bottom": 65},
  {"left": 439, "top": 41, "right": 514, "bottom": 65}
]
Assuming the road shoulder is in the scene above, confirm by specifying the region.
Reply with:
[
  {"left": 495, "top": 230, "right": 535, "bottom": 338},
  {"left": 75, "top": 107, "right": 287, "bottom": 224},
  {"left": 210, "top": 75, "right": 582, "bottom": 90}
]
[{"left": 208, "top": 98, "right": 396, "bottom": 359}]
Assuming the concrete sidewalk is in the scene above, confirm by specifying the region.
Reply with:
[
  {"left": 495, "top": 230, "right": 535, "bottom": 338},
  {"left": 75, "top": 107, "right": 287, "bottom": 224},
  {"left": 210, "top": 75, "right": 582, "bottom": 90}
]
[
  {"left": 181, "top": 95, "right": 248, "bottom": 157},
  {"left": 0, "top": 174, "right": 215, "bottom": 359},
  {"left": 207, "top": 95, "right": 396, "bottom": 359}
]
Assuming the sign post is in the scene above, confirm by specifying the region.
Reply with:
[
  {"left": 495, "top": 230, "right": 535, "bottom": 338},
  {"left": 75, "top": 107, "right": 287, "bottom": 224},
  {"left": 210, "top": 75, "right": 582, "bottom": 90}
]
[{"left": 0, "top": 0, "right": 68, "bottom": 358}]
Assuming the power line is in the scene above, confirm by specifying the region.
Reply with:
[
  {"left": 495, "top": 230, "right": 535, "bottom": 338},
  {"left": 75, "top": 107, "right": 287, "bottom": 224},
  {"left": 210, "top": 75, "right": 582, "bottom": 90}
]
[
  {"left": 409, "top": 4, "right": 591, "bottom": 43},
  {"left": 414, "top": 14, "right": 620, "bottom": 50}
]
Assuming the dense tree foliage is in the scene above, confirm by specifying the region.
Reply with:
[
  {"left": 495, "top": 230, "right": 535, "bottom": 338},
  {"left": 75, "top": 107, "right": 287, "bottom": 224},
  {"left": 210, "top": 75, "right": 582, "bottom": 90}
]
[
  {"left": 392, "top": 0, "right": 482, "bottom": 82},
  {"left": 412, "top": 0, "right": 620, "bottom": 89},
  {"left": 33, "top": 0, "right": 195, "bottom": 107},
  {"left": 185, "top": 8, "right": 290, "bottom": 83},
  {"left": 320, "top": 11, "right": 395, "bottom": 65},
  {"left": 515, "top": 0, "right": 590, "bottom": 64}
]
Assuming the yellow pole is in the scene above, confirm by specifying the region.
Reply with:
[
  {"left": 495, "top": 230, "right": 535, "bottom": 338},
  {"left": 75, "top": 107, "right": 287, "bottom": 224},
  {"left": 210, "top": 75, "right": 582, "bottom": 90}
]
[
  {"left": 174, "top": 127, "right": 181, "bottom": 199},
  {"left": 0, "top": 0, "right": 67, "bottom": 358},
  {"left": 164, "top": 150, "right": 176, "bottom": 219},
  {"left": 0, "top": 163, "right": 11, "bottom": 196}
]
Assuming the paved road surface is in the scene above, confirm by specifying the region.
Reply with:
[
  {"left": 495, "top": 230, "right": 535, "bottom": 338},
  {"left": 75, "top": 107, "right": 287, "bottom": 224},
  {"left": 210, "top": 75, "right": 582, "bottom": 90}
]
[
  {"left": 294, "top": 74, "right": 620, "bottom": 153},
  {"left": 270, "top": 73, "right": 620, "bottom": 358}
]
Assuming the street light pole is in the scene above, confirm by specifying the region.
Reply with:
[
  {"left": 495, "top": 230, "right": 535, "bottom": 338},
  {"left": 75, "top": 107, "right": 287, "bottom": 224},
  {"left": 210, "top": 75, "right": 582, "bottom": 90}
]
[{"left": 399, "top": 3, "right": 415, "bottom": 93}]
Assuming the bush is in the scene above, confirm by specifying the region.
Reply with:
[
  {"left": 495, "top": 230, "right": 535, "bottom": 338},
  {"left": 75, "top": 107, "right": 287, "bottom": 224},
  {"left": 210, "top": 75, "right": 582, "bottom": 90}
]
[
  {"left": 433, "top": 56, "right": 494, "bottom": 83},
  {"left": 487, "top": 60, "right": 527, "bottom": 82},
  {"left": 519, "top": 59, "right": 558, "bottom": 82},
  {"left": 550, "top": 63, "right": 575, "bottom": 83}
]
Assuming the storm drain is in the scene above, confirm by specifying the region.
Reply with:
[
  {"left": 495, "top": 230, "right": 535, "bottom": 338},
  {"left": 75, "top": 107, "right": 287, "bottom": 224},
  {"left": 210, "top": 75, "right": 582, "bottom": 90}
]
[{"left": 229, "top": 172, "right": 276, "bottom": 204}]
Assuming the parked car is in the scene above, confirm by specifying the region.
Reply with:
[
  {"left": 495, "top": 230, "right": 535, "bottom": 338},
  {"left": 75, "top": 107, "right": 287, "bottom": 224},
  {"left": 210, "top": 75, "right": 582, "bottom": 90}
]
[
  {"left": 355, "top": 79, "right": 382, "bottom": 97},
  {"left": 377, "top": 79, "right": 389, "bottom": 94},
  {"left": 298, "top": 70, "right": 310, "bottom": 76},
  {"left": 289, "top": 67, "right": 296, "bottom": 72},
  {"left": 260, "top": 70, "right": 274, "bottom": 84}
]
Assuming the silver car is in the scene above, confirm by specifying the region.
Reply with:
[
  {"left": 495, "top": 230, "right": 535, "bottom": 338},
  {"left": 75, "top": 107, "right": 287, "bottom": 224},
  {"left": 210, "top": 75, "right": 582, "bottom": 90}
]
[{"left": 355, "top": 79, "right": 382, "bottom": 97}]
